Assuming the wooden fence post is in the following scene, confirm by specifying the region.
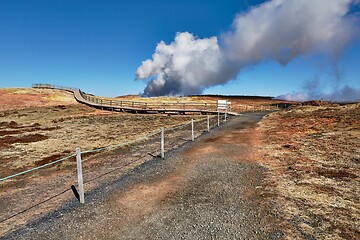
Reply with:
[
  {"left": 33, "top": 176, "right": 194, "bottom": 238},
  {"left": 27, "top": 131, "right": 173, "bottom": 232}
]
[
  {"left": 76, "top": 148, "right": 85, "bottom": 204},
  {"left": 217, "top": 111, "right": 220, "bottom": 127},
  {"left": 207, "top": 115, "right": 210, "bottom": 132},
  {"left": 161, "top": 127, "right": 164, "bottom": 158},
  {"left": 191, "top": 119, "right": 194, "bottom": 141}
]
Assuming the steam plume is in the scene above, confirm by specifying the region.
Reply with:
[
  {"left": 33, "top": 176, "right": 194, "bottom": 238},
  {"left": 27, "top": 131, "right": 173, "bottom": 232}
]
[
  {"left": 136, "top": 0, "right": 358, "bottom": 97},
  {"left": 277, "top": 86, "right": 360, "bottom": 102},
  {"left": 277, "top": 77, "right": 360, "bottom": 102}
]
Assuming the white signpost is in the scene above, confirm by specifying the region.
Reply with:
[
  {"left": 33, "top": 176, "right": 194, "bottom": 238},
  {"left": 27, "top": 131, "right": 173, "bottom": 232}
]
[{"left": 217, "top": 100, "right": 231, "bottom": 122}]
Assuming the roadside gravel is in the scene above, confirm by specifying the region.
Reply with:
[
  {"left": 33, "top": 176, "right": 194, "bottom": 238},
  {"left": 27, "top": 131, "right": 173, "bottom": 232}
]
[{"left": 4, "top": 112, "right": 283, "bottom": 239}]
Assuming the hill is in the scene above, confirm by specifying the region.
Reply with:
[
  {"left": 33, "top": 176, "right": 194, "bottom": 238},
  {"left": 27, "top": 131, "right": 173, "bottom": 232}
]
[{"left": 0, "top": 88, "right": 77, "bottom": 111}]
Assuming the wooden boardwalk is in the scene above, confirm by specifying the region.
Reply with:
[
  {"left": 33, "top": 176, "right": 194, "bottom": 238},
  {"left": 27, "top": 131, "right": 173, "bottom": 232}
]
[{"left": 33, "top": 84, "right": 239, "bottom": 116}]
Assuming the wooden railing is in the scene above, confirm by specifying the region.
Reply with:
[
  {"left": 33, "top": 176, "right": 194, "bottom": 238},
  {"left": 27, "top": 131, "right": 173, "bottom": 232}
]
[
  {"left": 80, "top": 92, "right": 219, "bottom": 111},
  {"left": 32, "top": 83, "right": 232, "bottom": 114}
]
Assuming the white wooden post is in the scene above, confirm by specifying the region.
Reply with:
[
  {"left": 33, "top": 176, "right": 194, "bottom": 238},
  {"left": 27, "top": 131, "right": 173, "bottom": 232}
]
[
  {"left": 207, "top": 115, "right": 210, "bottom": 132},
  {"left": 224, "top": 111, "right": 227, "bottom": 123},
  {"left": 217, "top": 111, "right": 220, "bottom": 126},
  {"left": 76, "top": 148, "right": 85, "bottom": 204},
  {"left": 191, "top": 119, "right": 194, "bottom": 141},
  {"left": 161, "top": 127, "right": 164, "bottom": 158}
]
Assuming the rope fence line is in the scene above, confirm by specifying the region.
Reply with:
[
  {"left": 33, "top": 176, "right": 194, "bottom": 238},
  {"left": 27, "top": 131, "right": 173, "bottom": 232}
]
[
  {"left": 80, "top": 130, "right": 162, "bottom": 158},
  {"left": 0, "top": 153, "right": 152, "bottom": 224},
  {"left": 0, "top": 84, "right": 238, "bottom": 229},
  {"left": 0, "top": 113, "right": 231, "bottom": 225},
  {"left": 0, "top": 154, "right": 76, "bottom": 182},
  {"left": 0, "top": 115, "right": 222, "bottom": 183}
]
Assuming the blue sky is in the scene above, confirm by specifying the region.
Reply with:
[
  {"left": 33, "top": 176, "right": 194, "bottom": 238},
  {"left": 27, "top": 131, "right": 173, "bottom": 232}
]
[{"left": 0, "top": 0, "right": 359, "bottom": 98}]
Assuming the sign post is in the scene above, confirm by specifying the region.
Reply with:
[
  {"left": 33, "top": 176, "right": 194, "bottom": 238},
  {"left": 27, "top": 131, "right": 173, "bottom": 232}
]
[
  {"left": 76, "top": 148, "right": 85, "bottom": 204},
  {"left": 191, "top": 119, "right": 194, "bottom": 141},
  {"left": 207, "top": 115, "right": 210, "bottom": 132},
  {"left": 161, "top": 127, "right": 164, "bottom": 158},
  {"left": 217, "top": 100, "right": 231, "bottom": 124}
]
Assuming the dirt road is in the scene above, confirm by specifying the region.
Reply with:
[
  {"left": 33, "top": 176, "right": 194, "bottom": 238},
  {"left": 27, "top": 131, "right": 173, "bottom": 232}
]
[{"left": 4, "top": 112, "right": 283, "bottom": 239}]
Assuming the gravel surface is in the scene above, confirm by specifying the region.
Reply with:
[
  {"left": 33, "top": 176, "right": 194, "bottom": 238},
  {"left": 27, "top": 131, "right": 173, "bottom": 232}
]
[{"left": 3, "top": 112, "right": 283, "bottom": 239}]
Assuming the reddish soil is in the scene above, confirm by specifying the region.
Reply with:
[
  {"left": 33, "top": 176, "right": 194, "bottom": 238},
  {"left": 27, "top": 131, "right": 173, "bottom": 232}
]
[{"left": 0, "top": 88, "right": 78, "bottom": 111}]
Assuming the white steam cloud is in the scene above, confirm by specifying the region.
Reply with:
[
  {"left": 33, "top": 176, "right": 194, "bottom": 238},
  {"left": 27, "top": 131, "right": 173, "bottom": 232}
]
[
  {"left": 277, "top": 78, "right": 360, "bottom": 102},
  {"left": 135, "top": 33, "right": 225, "bottom": 96},
  {"left": 136, "top": 0, "right": 359, "bottom": 98},
  {"left": 277, "top": 86, "right": 360, "bottom": 102}
]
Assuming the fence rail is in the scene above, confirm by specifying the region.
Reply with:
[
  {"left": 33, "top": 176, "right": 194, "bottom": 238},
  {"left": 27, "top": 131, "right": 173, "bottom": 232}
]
[
  {"left": 32, "top": 83, "right": 236, "bottom": 115},
  {"left": 81, "top": 93, "right": 218, "bottom": 111}
]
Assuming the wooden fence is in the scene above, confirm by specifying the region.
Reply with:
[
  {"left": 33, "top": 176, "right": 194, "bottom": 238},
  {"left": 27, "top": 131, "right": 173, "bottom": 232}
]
[{"left": 32, "top": 83, "right": 236, "bottom": 115}]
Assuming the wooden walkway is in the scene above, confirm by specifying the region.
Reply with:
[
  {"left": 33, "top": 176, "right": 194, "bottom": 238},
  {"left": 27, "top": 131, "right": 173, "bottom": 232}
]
[{"left": 32, "top": 84, "right": 239, "bottom": 116}]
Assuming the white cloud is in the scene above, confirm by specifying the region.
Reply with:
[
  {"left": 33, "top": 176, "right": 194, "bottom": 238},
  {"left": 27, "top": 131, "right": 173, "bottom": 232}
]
[
  {"left": 136, "top": 0, "right": 358, "bottom": 97},
  {"left": 136, "top": 32, "right": 224, "bottom": 96}
]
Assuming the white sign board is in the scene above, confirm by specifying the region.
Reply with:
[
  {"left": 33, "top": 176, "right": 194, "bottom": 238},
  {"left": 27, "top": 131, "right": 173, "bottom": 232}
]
[{"left": 217, "top": 100, "right": 231, "bottom": 111}]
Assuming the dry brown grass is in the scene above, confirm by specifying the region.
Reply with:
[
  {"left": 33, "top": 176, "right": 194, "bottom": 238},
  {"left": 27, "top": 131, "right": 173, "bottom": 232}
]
[
  {"left": 0, "top": 89, "right": 213, "bottom": 236},
  {"left": 258, "top": 103, "right": 360, "bottom": 239},
  {"left": 0, "top": 104, "right": 204, "bottom": 179},
  {"left": 0, "top": 87, "right": 295, "bottom": 236}
]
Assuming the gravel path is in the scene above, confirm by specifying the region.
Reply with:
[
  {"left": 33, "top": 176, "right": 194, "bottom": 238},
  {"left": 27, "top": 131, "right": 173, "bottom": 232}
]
[{"left": 4, "top": 112, "right": 283, "bottom": 239}]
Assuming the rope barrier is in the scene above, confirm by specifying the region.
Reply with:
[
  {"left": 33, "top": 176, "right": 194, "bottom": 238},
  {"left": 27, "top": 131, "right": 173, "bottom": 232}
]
[
  {"left": 0, "top": 154, "right": 76, "bottom": 182},
  {"left": 80, "top": 130, "right": 162, "bottom": 159},
  {"left": 165, "top": 116, "right": 214, "bottom": 132},
  {"left": 0, "top": 115, "right": 232, "bottom": 224},
  {"left": 0, "top": 117, "right": 212, "bottom": 182}
]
